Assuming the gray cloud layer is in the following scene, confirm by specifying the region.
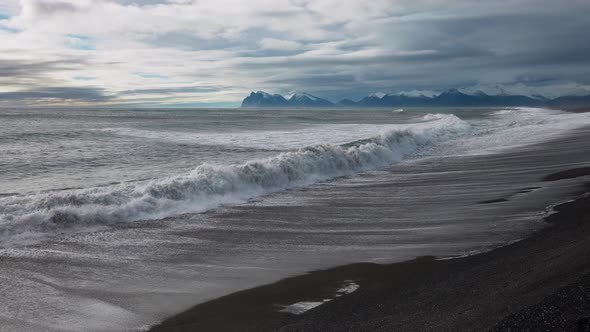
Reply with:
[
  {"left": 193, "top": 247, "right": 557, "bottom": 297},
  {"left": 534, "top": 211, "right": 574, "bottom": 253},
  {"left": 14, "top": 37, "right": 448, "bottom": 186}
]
[
  {"left": 0, "top": 87, "right": 110, "bottom": 104},
  {"left": 0, "top": 0, "right": 588, "bottom": 106}
]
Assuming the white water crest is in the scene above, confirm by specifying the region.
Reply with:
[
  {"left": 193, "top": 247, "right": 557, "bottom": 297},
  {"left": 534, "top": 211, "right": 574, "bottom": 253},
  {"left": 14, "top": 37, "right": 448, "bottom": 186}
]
[
  {"left": 0, "top": 114, "right": 470, "bottom": 245},
  {"left": 101, "top": 123, "right": 409, "bottom": 150},
  {"left": 2, "top": 108, "right": 588, "bottom": 246}
]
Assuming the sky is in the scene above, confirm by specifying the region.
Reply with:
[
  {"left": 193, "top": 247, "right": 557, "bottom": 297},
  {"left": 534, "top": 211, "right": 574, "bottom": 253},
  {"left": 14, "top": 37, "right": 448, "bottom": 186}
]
[{"left": 0, "top": 0, "right": 589, "bottom": 107}]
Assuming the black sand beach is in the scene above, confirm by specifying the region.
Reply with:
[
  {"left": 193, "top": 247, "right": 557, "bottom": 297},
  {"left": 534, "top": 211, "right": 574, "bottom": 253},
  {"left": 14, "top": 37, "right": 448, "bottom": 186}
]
[
  {"left": 150, "top": 184, "right": 590, "bottom": 332},
  {"left": 150, "top": 122, "right": 590, "bottom": 331}
]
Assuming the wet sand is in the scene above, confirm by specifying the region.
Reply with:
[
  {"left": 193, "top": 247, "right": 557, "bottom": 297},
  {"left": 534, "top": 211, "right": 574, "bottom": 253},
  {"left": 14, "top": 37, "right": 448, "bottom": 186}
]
[
  {"left": 150, "top": 182, "right": 590, "bottom": 331},
  {"left": 150, "top": 129, "right": 590, "bottom": 331}
]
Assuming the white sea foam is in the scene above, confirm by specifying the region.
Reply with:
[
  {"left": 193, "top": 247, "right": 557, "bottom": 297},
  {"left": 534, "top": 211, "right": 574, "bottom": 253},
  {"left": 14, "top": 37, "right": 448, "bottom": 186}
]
[
  {"left": 1, "top": 109, "right": 588, "bottom": 245},
  {"left": 336, "top": 281, "right": 360, "bottom": 295},
  {"left": 101, "top": 123, "right": 408, "bottom": 150},
  {"left": 279, "top": 281, "right": 360, "bottom": 315},
  {"left": 448, "top": 107, "right": 589, "bottom": 155},
  {"left": 0, "top": 114, "right": 470, "bottom": 245},
  {"left": 279, "top": 301, "right": 328, "bottom": 315}
]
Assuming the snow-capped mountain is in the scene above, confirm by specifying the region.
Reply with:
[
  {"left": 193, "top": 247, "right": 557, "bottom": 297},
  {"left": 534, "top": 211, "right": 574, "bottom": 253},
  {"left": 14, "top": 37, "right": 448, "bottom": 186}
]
[
  {"left": 240, "top": 91, "right": 288, "bottom": 107},
  {"left": 368, "top": 92, "right": 387, "bottom": 98},
  {"left": 350, "top": 88, "right": 590, "bottom": 107},
  {"left": 241, "top": 87, "right": 590, "bottom": 108},
  {"left": 285, "top": 92, "right": 334, "bottom": 107},
  {"left": 457, "top": 84, "right": 547, "bottom": 100},
  {"left": 241, "top": 91, "right": 334, "bottom": 108},
  {"left": 457, "top": 83, "right": 590, "bottom": 100},
  {"left": 389, "top": 90, "right": 439, "bottom": 98}
]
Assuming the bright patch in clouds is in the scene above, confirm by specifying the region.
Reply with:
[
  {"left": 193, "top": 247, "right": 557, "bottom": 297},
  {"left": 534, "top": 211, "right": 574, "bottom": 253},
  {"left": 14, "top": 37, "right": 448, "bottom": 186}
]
[
  {"left": 73, "top": 76, "right": 96, "bottom": 81},
  {"left": 135, "top": 72, "right": 169, "bottom": 79},
  {"left": 0, "top": 0, "right": 588, "bottom": 106},
  {"left": 65, "top": 34, "right": 95, "bottom": 50}
]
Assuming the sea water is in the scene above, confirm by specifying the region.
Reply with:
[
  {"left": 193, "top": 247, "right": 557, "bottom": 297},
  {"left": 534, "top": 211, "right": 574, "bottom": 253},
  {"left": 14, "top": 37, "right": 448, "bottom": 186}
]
[{"left": 0, "top": 107, "right": 589, "bottom": 331}]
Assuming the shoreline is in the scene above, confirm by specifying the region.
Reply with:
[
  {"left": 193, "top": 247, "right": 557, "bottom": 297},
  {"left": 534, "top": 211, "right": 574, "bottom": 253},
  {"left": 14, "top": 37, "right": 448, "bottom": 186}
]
[{"left": 149, "top": 166, "right": 590, "bottom": 331}]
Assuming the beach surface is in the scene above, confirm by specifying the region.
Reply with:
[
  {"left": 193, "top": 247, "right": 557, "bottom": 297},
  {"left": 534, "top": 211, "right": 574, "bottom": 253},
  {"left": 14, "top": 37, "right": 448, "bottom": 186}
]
[{"left": 150, "top": 124, "right": 590, "bottom": 332}]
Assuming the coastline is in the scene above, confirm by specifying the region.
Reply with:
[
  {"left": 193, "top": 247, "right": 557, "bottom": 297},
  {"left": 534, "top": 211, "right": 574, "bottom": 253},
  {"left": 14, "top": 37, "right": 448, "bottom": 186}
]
[
  {"left": 2, "top": 108, "right": 589, "bottom": 331},
  {"left": 149, "top": 110, "right": 590, "bottom": 332},
  {"left": 150, "top": 171, "right": 590, "bottom": 331}
]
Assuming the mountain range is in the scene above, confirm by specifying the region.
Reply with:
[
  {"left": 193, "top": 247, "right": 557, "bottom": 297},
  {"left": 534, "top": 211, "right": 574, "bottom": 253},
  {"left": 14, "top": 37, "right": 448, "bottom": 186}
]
[
  {"left": 241, "top": 91, "right": 334, "bottom": 108},
  {"left": 241, "top": 89, "right": 590, "bottom": 108}
]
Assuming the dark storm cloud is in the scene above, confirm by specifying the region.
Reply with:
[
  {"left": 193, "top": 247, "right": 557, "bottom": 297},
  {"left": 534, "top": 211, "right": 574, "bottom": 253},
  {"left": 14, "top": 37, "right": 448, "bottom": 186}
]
[
  {"left": 423, "top": 13, "right": 590, "bottom": 65},
  {"left": 0, "top": 87, "right": 111, "bottom": 103},
  {"left": 266, "top": 73, "right": 357, "bottom": 86},
  {"left": 235, "top": 50, "right": 471, "bottom": 71},
  {"left": 0, "top": 59, "right": 85, "bottom": 78},
  {"left": 30, "top": 0, "right": 79, "bottom": 15},
  {"left": 232, "top": 1, "right": 590, "bottom": 98}
]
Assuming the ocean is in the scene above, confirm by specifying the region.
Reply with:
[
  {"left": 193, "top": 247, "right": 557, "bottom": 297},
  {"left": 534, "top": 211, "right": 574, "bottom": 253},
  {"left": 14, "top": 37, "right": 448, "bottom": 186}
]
[{"left": 0, "top": 107, "right": 589, "bottom": 331}]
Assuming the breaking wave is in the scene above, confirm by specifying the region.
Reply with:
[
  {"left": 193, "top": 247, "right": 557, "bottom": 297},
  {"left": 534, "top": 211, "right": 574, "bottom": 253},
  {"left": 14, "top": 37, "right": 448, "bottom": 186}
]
[{"left": 0, "top": 114, "right": 470, "bottom": 244}]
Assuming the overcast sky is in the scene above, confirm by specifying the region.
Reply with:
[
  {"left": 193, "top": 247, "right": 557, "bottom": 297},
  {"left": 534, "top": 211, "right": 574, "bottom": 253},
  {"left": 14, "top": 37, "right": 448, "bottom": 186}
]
[{"left": 0, "top": 0, "right": 589, "bottom": 107}]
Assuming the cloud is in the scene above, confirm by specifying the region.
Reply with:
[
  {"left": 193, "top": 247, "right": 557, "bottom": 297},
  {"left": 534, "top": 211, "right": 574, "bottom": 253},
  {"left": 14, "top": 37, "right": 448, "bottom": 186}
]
[
  {"left": 0, "top": 58, "right": 85, "bottom": 78},
  {"left": 118, "top": 85, "right": 220, "bottom": 95},
  {"left": 259, "top": 38, "right": 303, "bottom": 50},
  {"left": 135, "top": 72, "right": 169, "bottom": 79},
  {"left": 27, "top": 0, "right": 79, "bottom": 15},
  {"left": 0, "top": 0, "right": 588, "bottom": 105},
  {"left": 0, "top": 86, "right": 111, "bottom": 104},
  {"left": 64, "top": 34, "right": 95, "bottom": 50},
  {"left": 73, "top": 75, "right": 96, "bottom": 80}
]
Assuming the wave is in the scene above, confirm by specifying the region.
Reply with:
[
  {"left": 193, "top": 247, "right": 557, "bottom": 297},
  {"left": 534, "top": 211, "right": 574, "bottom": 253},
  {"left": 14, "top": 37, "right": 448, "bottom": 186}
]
[
  {"left": 100, "top": 123, "right": 410, "bottom": 150},
  {"left": 0, "top": 114, "right": 471, "bottom": 244}
]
